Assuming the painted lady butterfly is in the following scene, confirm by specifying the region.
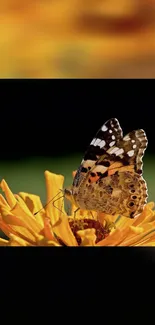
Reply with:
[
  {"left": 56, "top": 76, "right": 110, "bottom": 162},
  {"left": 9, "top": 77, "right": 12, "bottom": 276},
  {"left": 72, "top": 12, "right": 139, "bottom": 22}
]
[{"left": 64, "top": 118, "right": 148, "bottom": 218}]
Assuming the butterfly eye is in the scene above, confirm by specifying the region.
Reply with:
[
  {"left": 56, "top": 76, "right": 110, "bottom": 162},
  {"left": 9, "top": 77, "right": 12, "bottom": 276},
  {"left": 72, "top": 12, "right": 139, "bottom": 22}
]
[{"left": 64, "top": 189, "right": 72, "bottom": 196}]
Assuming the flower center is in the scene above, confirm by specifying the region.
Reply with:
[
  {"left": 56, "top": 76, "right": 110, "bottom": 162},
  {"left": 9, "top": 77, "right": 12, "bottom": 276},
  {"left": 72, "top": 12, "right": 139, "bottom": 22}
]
[{"left": 69, "top": 218, "right": 109, "bottom": 245}]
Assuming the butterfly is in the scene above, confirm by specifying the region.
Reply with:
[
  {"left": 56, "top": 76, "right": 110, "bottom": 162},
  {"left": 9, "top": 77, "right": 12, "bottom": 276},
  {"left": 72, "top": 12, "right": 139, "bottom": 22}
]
[{"left": 64, "top": 118, "right": 148, "bottom": 218}]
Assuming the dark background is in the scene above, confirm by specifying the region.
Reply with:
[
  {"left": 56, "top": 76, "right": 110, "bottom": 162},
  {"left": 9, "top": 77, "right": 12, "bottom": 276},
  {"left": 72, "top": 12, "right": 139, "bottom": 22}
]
[
  {"left": 0, "top": 80, "right": 154, "bottom": 158},
  {"left": 0, "top": 80, "right": 154, "bottom": 204}
]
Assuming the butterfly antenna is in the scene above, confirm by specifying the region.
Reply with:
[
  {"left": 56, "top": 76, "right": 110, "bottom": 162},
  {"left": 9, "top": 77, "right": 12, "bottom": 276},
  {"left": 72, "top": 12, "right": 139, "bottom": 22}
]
[
  {"left": 52, "top": 195, "right": 65, "bottom": 215},
  {"left": 34, "top": 190, "right": 62, "bottom": 215}
]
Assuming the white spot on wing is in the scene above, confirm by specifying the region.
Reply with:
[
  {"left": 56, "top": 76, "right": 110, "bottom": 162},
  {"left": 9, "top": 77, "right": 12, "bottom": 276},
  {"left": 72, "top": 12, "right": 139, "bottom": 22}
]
[
  {"left": 101, "top": 125, "right": 108, "bottom": 131},
  {"left": 108, "top": 147, "right": 124, "bottom": 155},
  {"left": 94, "top": 138, "right": 101, "bottom": 146},
  {"left": 116, "top": 148, "right": 124, "bottom": 156},
  {"left": 94, "top": 165, "right": 107, "bottom": 173},
  {"left": 109, "top": 130, "right": 112, "bottom": 133},
  {"left": 123, "top": 135, "right": 131, "bottom": 141},
  {"left": 99, "top": 140, "right": 105, "bottom": 148},
  {"left": 109, "top": 147, "right": 119, "bottom": 154},
  {"left": 131, "top": 140, "right": 135, "bottom": 143},
  {"left": 92, "top": 138, "right": 106, "bottom": 147},
  {"left": 127, "top": 150, "right": 134, "bottom": 157},
  {"left": 83, "top": 160, "right": 96, "bottom": 167},
  {"left": 112, "top": 135, "right": 115, "bottom": 140},
  {"left": 109, "top": 141, "right": 115, "bottom": 147},
  {"left": 133, "top": 144, "right": 136, "bottom": 149},
  {"left": 90, "top": 138, "right": 96, "bottom": 145}
]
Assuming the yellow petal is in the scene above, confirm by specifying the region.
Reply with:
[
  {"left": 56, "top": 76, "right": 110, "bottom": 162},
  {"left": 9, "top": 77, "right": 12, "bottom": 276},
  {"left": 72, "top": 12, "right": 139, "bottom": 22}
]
[
  {"left": 0, "top": 194, "right": 10, "bottom": 209},
  {"left": 46, "top": 241, "right": 61, "bottom": 246},
  {"left": 45, "top": 171, "right": 77, "bottom": 245},
  {"left": 17, "top": 192, "right": 44, "bottom": 227},
  {"left": 122, "top": 224, "right": 155, "bottom": 246},
  {"left": 132, "top": 202, "right": 155, "bottom": 227},
  {"left": 43, "top": 216, "right": 58, "bottom": 242},
  {"left": 45, "top": 170, "right": 65, "bottom": 225},
  {"left": 137, "top": 203, "right": 155, "bottom": 225},
  {"left": 13, "top": 226, "right": 38, "bottom": 244},
  {"left": 53, "top": 215, "right": 78, "bottom": 246},
  {"left": 142, "top": 212, "right": 155, "bottom": 224},
  {"left": 11, "top": 202, "right": 42, "bottom": 233},
  {"left": 1, "top": 181, "right": 42, "bottom": 233},
  {"left": 97, "top": 228, "right": 130, "bottom": 246},
  {"left": 0, "top": 179, "right": 16, "bottom": 208},
  {"left": 129, "top": 226, "right": 144, "bottom": 234},
  {"left": 36, "top": 234, "right": 60, "bottom": 246},
  {"left": 0, "top": 206, "right": 29, "bottom": 228},
  {"left": 145, "top": 202, "right": 155, "bottom": 210},
  {"left": 117, "top": 225, "right": 144, "bottom": 244},
  {"left": 135, "top": 238, "right": 155, "bottom": 246},
  {"left": 98, "top": 212, "right": 119, "bottom": 229},
  {"left": 118, "top": 224, "right": 155, "bottom": 246},
  {"left": 0, "top": 218, "right": 37, "bottom": 244},
  {"left": 9, "top": 234, "right": 32, "bottom": 246},
  {"left": 0, "top": 205, "right": 41, "bottom": 244},
  {"left": 114, "top": 215, "right": 134, "bottom": 230},
  {"left": 0, "top": 238, "right": 8, "bottom": 246},
  {"left": 98, "top": 212, "right": 118, "bottom": 223},
  {"left": 77, "top": 228, "right": 96, "bottom": 246},
  {"left": 0, "top": 216, "right": 16, "bottom": 237}
]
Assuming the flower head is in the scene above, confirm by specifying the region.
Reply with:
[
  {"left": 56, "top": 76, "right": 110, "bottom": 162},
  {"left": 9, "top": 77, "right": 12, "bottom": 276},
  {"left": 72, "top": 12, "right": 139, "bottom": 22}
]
[{"left": 0, "top": 171, "right": 155, "bottom": 246}]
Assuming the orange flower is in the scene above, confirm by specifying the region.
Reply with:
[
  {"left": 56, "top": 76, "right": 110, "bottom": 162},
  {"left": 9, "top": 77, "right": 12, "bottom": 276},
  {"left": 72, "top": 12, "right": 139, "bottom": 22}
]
[{"left": 0, "top": 171, "right": 155, "bottom": 246}]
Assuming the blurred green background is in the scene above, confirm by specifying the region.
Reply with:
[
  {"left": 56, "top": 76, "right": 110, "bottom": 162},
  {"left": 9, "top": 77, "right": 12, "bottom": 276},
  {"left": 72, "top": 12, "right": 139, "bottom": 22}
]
[{"left": 0, "top": 153, "right": 154, "bottom": 203}]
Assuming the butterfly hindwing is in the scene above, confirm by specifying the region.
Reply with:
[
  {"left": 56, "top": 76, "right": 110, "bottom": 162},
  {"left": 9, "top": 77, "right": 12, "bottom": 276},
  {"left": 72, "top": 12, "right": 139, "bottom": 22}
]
[{"left": 74, "top": 170, "right": 148, "bottom": 218}]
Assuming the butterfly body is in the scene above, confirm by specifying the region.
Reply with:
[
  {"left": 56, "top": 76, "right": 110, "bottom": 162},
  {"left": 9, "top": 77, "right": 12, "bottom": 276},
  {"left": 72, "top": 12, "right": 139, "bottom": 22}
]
[{"left": 65, "top": 118, "right": 148, "bottom": 218}]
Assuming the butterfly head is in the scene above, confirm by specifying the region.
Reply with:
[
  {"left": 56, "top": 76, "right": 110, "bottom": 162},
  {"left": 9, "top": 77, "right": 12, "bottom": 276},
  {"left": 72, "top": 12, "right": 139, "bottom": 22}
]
[{"left": 64, "top": 187, "right": 77, "bottom": 206}]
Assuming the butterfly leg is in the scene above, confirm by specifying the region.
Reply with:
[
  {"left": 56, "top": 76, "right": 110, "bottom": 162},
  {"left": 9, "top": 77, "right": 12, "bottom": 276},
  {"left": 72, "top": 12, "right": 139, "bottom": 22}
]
[
  {"left": 65, "top": 200, "right": 71, "bottom": 215},
  {"left": 90, "top": 211, "right": 94, "bottom": 219},
  {"left": 74, "top": 207, "right": 80, "bottom": 219},
  {"left": 105, "top": 220, "right": 116, "bottom": 232}
]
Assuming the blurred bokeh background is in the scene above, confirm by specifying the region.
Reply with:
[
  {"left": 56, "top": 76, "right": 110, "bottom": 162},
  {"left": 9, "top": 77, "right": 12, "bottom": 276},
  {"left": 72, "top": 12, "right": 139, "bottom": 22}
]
[{"left": 0, "top": 0, "right": 155, "bottom": 78}]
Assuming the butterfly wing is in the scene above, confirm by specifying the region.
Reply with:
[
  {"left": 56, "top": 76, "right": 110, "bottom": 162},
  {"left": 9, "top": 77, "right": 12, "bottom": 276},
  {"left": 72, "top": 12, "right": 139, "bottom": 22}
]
[
  {"left": 72, "top": 118, "right": 123, "bottom": 188},
  {"left": 74, "top": 170, "right": 148, "bottom": 218},
  {"left": 72, "top": 118, "right": 148, "bottom": 218},
  {"left": 74, "top": 125, "right": 148, "bottom": 187}
]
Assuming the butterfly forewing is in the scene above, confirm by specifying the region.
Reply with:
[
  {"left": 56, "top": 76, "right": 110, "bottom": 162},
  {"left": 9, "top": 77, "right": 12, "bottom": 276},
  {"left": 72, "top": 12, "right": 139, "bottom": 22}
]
[{"left": 73, "top": 118, "right": 123, "bottom": 187}]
